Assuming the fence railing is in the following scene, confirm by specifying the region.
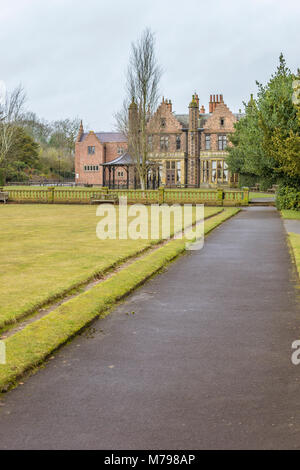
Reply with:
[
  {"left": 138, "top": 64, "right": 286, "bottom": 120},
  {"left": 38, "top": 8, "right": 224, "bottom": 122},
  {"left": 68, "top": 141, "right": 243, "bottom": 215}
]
[{"left": 1, "top": 187, "right": 249, "bottom": 206}]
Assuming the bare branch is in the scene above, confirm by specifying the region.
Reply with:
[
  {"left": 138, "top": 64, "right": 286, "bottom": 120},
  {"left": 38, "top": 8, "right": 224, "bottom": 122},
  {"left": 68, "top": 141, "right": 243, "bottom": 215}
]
[
  {"left": 115, "top": 28, "right": 162, "bottom": 189},
  {"left": 0, "top": 85, "right": 26, "bottom": 182}
]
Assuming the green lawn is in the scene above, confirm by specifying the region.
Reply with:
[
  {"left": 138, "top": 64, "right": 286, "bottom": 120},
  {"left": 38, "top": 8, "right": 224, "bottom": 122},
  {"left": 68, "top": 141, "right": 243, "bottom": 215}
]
[
  {"left": 249, "top": 192, "right": 275, "bottom": 200},
  {"left": 281, "top": 209, "right": 300, "bottom": 220},
  {"left": 0, "top": 204, "right": 221, "bottom": 327}
]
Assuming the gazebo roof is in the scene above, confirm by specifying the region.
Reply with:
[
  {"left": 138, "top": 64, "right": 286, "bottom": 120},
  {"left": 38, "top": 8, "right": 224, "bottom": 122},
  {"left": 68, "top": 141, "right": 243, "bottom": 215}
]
[{"left": 101, "top": 152, "right": 134, "bottom": 166}]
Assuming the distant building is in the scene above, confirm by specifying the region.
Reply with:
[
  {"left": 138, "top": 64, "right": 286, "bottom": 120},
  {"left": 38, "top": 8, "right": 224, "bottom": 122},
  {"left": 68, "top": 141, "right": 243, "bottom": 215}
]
[
  {"left": 74, "top": 122, "right": 127, "bottom": 186},
  {"left": 74, "top": 94, "right": 242, "bottom": 187}
]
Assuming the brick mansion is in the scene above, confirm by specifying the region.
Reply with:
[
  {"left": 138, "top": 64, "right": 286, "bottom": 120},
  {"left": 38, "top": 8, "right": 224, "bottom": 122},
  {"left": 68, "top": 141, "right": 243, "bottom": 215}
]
[{"left": 75, "top": 94, "right": 242, "bottom": 188}]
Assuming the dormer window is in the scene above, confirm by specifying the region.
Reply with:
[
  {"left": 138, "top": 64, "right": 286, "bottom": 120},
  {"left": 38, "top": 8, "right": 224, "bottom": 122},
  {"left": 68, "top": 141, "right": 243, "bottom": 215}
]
[
  {"left": 160, "top": 118, "right": 166, "bottom": 128},
  {"left": 88, "top": 146, "right": 95, "bottom": 155},
  {"left": 220, "top": 118, "right": 225, "bottom": 127},
  {"left": 176, "top": 136, "right": 181, "bottom": 150}
]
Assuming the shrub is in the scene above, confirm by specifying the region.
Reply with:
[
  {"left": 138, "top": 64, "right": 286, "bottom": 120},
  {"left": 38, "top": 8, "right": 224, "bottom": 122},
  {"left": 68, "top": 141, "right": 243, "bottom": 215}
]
[{"left": 276, "top": 185, "right": 300, "bottom": 210}]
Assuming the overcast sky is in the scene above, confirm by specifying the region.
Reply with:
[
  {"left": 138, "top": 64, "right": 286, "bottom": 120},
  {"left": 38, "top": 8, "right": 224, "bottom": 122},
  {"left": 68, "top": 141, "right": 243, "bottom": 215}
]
[{"left": 1, "top": 0, "right": 299, "bottom": 131}]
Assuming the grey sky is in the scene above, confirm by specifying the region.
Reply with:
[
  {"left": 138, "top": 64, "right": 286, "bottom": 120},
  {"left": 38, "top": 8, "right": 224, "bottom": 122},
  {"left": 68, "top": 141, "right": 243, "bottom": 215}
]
[{"left": 1, "top": 0, "right": 299, "bottom": 131}]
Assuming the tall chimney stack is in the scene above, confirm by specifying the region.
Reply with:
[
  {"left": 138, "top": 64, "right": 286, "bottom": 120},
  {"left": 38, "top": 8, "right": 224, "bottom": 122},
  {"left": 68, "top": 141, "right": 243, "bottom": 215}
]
[
  {"left": 76, "top": 120, "right": 84, "bottom": 142},
  {"left": 209, "top": 95, "right": 213, "bottom": 113}
]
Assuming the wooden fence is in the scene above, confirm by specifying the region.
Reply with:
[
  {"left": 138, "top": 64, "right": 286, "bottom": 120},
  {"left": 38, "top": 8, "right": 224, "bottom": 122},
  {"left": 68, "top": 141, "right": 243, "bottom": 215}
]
[{"left": 1, "top": 187, "right": 249, "bottom": 206}]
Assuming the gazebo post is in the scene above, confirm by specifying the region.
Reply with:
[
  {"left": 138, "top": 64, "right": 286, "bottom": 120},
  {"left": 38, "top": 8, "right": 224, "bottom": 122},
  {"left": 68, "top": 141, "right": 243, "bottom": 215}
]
[
  {"left": 112, "top": 167, "right": 115, "bottom": 188},
  {"left": 126, "top": 166, "right": 129, "bottom": 189}
]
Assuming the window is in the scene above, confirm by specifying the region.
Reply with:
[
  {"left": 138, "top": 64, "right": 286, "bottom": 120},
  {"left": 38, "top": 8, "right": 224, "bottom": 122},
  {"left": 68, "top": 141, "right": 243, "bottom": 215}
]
[
  {"left": 217, "top": 161, "right": 222, "bottom": 179},
  {"left": 223, "top": 161, "right": 228, "bottom": 182},
  {"left": 88, "top": 146, "right": 95, "bottom": 155},
  {"left": 118, "top": 171, "right": 124, "bottom": 177},
  {"left": 84, "top": 165, "right": 98, "bottom": 172},
  {"left": 176, "top": 161, "right": 181, "bottom": 183},
  {"left": 218, "top": 135, "right": 227, "bottom": 150},
  {"left": 212, "top": 160, "right": 217, "bottom": 182},
  {"left": 176, "top": 135, "right": 181, "bottom": 150},
  {"left": 160, "top": 136, "right": 169, "bottom": 151},
  {"left": 117, "top": 147, "right": 124, "bottom": 155},
  {"left": 202, "top": 160, "right": 210, "bottom": 182},
  {"left": 148, "top": 135, "right": 153, "bottom": 151},
  {"left": 160, "top": 118, "right": 166, "bottom": 128},
  {"left": 220, "top": 117, "right": 225, "bottom": 127},
  {"left": 205, "top": 134, "right": 211, "bottom": 150}
]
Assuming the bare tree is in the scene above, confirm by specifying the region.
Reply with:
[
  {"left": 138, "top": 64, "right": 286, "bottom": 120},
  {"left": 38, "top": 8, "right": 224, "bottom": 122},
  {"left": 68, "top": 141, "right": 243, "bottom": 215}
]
[
  {"left": 0, "top": 84, "right": 26, "bottom": 184},
  {"left": 115, "top": 28, "right": 162, "bottom": 189}
]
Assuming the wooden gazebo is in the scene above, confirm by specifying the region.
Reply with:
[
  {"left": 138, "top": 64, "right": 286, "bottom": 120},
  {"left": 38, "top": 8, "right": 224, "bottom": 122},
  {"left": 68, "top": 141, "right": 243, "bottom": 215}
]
[{"left": 101, "top": 153, "right": 160, "bottom": 189}]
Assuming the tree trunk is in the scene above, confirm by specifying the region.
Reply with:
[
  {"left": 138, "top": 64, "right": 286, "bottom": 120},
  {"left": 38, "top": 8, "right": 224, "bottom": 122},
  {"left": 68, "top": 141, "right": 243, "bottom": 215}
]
[{"left": 0, "top": 168, "right": 6, "bottom": 186}]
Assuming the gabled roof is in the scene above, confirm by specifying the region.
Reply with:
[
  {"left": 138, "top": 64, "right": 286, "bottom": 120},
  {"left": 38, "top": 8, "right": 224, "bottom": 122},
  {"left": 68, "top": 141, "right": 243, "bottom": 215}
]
[
  {"left": 175, "top": 114, "right": 189, "bottom": 127},
  {"left": 80, "top": 132, "right": 126, "bottom": 143},
  {"left": 175, "top": 113, "right": 210, "bottom": 128}
]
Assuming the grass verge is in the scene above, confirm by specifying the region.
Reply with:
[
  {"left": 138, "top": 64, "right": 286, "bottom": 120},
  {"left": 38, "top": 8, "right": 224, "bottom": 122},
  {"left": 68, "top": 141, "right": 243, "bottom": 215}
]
[
  {"left": 288, "top": 233, "right": 300, "bottom": 277},
  {"left": 0, "top": 208, "right": 239, "bottom": 391},
  {"left": 281, "top": 210, "right": 300, "bottom": 220}
]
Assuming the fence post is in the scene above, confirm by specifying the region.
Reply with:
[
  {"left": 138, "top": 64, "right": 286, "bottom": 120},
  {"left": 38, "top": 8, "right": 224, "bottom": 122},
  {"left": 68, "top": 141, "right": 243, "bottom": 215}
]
[
  {"left": 158, "top": 187, "right": 164, "bottom": 204},
  {"left": 242, "top": 187, "right": 249, "bottom": 206},
  {"left": 47, "top": 186, "right": 55, "bottom": 204},
  {"left": 217, "top": 188, "right": 224, "bottom": 206}
]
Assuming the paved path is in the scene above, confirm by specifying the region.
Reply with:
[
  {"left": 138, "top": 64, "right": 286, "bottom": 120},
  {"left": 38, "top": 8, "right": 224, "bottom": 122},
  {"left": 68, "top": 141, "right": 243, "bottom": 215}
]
[
  {"left": 284, "top": 219, "right": 300, "bottom": 235},
  {"left": 1, "top": 207, "right": 300, "bottom": 450},
  {"left": 251, "top": 196, "right": 275, "bottom": 203}
]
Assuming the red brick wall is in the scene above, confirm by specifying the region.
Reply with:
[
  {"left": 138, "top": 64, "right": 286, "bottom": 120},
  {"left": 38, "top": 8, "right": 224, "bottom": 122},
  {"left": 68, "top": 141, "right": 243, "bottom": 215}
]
[
  {"left": 75, "top": 132, "right": 127, "bottom": 185},
  {"left": 147, "top": 100, "right": 186, "bottom": 154},
  {"left": 201, "top": 103, "right": 237, "bottom": 151}
]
